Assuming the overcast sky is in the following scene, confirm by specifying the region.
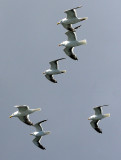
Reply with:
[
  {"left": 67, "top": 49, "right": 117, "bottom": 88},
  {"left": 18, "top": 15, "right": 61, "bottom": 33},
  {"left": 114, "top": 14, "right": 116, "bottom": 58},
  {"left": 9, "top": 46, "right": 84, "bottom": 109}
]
[{"left": 1, "top": 0, "right": 121, "bottom": 159}]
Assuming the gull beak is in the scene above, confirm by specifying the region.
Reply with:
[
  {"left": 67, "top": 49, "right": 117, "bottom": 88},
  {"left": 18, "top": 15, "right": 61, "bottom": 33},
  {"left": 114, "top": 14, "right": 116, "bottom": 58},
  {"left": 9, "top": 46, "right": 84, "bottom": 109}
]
[
  {"left": 58, "top": 44, "right": 61, "bottom": 46},
  {"left": 30, "top": 133, "right": 33, "bottom": 135},
  {"left": 57, "top": 22, "right": 60, "bottom": 25},
  {"left": 88, "top": 118, "right": 90, "bottom": 120},
  {"left": 43, "top": 72, "right": 45, "bottom": 74},
  {"left": 9, "top": 115, "right": 12, "bottom": 118}
]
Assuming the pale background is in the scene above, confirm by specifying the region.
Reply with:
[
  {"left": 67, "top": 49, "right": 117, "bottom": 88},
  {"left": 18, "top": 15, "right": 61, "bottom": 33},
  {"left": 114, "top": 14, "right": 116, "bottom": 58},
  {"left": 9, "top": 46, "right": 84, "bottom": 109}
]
[{"left": 0, "top": 0, "right": 121, "bottom": 159}]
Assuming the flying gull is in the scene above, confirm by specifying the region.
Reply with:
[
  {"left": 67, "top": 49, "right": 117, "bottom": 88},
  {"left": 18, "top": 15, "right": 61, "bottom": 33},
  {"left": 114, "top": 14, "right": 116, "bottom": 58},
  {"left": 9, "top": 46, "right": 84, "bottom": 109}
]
[
  {"left": 57, "top": 5, "right": 88, "bottom": 30},
  {"left": 88, "top": 105, "right": 110, "bottom": 133},
  {"left": 43, "top": 58, "right": 66, "bottom": 83},
  {"left": 30, "top": 120, "right": 50, "bottom": 150},
  {"left": 9, "top": 105, "right": 41, "bottom": 125},
  {"left": 59, "top": 31, "right": 86, "bottom": 60}
]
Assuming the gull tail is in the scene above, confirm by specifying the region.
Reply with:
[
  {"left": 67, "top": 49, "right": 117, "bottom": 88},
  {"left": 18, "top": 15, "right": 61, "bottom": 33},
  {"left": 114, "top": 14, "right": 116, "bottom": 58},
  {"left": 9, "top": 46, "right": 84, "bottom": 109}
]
[
  {"left": 45, "top": 131, "right": 51, "bottom": 135},
  {"left": 34, "top": 108, "right": 41, "bottom": 111},
  {"left": 104, "top": 113, "right": 110, "bottom": 118},
  {"left": 61, "top": 70, "right": 66, "bottom": 73},
  {"left": 80, "top": 39, "right": 87, "bottom": 45}
]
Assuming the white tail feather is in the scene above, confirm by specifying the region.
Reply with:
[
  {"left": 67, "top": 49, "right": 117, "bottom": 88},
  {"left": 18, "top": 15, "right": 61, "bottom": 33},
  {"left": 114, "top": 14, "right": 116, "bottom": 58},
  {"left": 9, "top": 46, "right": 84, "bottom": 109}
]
[{"left": 104, "top": 113, "right": 110, "bottom": 117}]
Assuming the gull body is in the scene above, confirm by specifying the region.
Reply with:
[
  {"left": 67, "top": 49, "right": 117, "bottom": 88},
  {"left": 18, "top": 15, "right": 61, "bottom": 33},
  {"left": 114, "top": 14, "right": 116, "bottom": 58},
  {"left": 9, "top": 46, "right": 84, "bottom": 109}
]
[
  {"left": 57, "top": 6, "right": 88, "bottom": 31},
  {"left": 88, "top": 105, "right": 110, "bottom": 133},
  {"left": 9, "top": 105, "right": 41, "bottom": 125},
  {"left": 59, "top": 31, "right": 86, "bottom": 60},
  {"left": 43, "top": 58, "right": 66, "bottom": 83},
  {"left": 30, "top": 120, "right": 50, "bottom": 150}
]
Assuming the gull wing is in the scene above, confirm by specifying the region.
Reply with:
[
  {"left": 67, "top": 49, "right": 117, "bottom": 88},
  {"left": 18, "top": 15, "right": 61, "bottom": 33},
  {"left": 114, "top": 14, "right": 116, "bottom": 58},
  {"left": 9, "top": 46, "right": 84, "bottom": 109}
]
[
  {"left": 45, "top": 74, "right": 57, "bottom": 83},
  {"left": 64, "top": 47, "right": 78, "bottom": 60},
  {"left": 64, "top": 6, "right": 82, "bottom": 19},
  {"left": 18, "top": 115, "right": 33, "bottom": 125},
  {"left": 93, "top": 105, "right": 108, "bottom": 115},
  {"left": 62, "top": 24, "right": 81, "bottom": 31},
  {"left": 33, "top": 120, "right": 47, "bottom": 131},
  {"left": 49, "top": 58, "right": 65, "bottom": 70},
  {"left": 65, "top": 31, "right": 77, "bottom": 41},
  {"left": 62, "top": 23, "right": 73, "bottom": 31},
  {"left": 90, "top": 120, "right": 102, "bottom": 133},
  {"left": 32, "top": 137, "right": 45, "bottom": 150},
  {"left": 15, "top": 105, "right": 29, "bottom": 113}
]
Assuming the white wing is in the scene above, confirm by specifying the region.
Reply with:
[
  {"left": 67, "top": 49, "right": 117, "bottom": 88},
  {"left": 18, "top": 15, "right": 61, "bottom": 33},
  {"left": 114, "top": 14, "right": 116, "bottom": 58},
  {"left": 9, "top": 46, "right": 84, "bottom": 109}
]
[
  {"left": 18, "top": 115, "right": 33, "bottom": 125},
  {"left": 93, "top": 105, "right": 108, "bottom": 115},
  {"left": 15, "top": 105, "right": 29, "bottom": 113},
  {"left": 64, "top": 6, "right": 82, "bottom": 19},
  {"left": 65, "top": 31, "right": 77, "bottom": 41},
  {"left": 33, "top": 120, "right": 47, "bottom": 131},
  {"left": 90, "top": 120, "right": 102, "bottom": 133},
  {"left": 32, "top": 137, "right": 45, "bottom": 150},
  {"left": 45, "top": 74, "right": 57, "bottom": 83},
  {"left": 64, "top": 47, "right": 78, "bottom": 60},
  {"left": 49, "top": 58, "right": 65, "bottom": 70}
]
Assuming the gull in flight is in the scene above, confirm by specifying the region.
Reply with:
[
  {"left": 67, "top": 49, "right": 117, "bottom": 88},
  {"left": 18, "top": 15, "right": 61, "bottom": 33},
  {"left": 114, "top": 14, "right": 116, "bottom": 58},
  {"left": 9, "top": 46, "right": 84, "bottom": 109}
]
[
  {"left": 88, "top": 105, "right": 110, "bottom": 133},
  {"left": 30, "top": 120, "right": 50, "bottom": 150},
  {"left": 9, "top": 105, "right": 41, "bottom": 125},
  {"left": 59, "top": 31, "right": 86, "bottom": 60},
  {"left": 43, "top": 58, "right": 66, "bottom": 83},
  {"left": 57, "top": 5, "right": 88, "bottom": 31}
]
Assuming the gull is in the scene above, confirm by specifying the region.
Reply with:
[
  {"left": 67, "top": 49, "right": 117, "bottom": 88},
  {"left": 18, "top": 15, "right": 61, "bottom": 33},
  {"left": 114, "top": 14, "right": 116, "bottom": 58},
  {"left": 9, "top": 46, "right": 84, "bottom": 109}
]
[
  {"left": 43, "top": 58, "right": 66, "bottom": 83},
  {"left": 30, "top": 120, "right": 50, "bottom": 150},
  {"left": 9, "top": 105, "right": 41, "bottom": 125},
  {"left": 88, "top": 105, "right": 110, "bottom": 133},
  {"left": 59, "top": 31, "right": 86, "bottom": 60},
  {"left": 57, "top": 5, "right": 88, "bottom": 30}
]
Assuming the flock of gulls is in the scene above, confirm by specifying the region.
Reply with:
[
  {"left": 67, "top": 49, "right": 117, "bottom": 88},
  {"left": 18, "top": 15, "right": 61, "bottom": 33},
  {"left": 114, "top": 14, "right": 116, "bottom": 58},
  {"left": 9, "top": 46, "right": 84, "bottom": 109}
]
[{"left": 9, "top": 5, "right": 110, "bottom": 150}]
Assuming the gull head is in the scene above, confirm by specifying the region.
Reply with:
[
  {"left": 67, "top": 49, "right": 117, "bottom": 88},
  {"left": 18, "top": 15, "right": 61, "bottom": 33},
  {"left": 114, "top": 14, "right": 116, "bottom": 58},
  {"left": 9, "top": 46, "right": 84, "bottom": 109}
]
[
  {"left": 9, "top": 115, "right": 13, "bottom": 118},
  {"left": 58, "top": 42, "right": 65, "bottom": 47},
  {"left": 57, "top": 22, "right": 60, "bottom": 25},
  {"left": 9, "top": 113, "right": 15, "bottom": 118},
  {"left": 57, "top": 20, "right": 62, "bottom": 25},
  {"left": 88, "top": 116, "right": 92, "bottom": 120}
]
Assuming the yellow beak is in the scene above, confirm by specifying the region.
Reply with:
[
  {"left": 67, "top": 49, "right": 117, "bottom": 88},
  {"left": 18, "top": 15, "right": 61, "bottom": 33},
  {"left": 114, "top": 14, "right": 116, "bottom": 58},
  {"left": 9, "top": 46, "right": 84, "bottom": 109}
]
[
  {"left": 9, "top": 115, "right": 12, "bottom": 118},
  {"left": 57, "top": 22, "right": 60, "bottom": 25}
]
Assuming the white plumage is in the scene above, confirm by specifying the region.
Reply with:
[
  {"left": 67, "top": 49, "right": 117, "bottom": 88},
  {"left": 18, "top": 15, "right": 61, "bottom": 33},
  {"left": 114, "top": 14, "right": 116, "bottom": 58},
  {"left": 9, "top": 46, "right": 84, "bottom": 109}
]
[
  {"left": 43, "top": 58, "right": 66, "bottom": 83},
  {"left": 9, "top": 105, "right": 41, "bottom": 125},
  {"left": 59, "top": 31, "right": 86, "bottom": 60},
  {"left": 30, "top": 120, "right": 50, "bottom": 150},
  {"left": 88, "top": 105, "right": 110, "bottom": 133},
  {"left": 57, "top": 6, "right": 88, "bottom": 31}
]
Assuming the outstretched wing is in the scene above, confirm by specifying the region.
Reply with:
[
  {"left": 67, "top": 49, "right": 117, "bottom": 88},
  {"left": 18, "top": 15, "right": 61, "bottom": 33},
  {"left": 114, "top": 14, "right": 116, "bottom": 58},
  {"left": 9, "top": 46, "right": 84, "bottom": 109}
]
[
  {"left": 33, "top": 120, "right": 47, "bottom": 131},
  {"left": 15, "top": 105, "right": 29, "bottom": 113},
  {"left": 32, "top": 137, "right": 46, "bottom": 150},
  {"left": 18, "top": 115, "right": 33, "bottom": 125},
  {"left": 64, "top": 6, "right": 82, "bottom": 19},
  {"left": 49, "top": 58, "right": 65, "bottom": 70},
  {"left": 45, "top": 74, "right": 57, "bottom": 83},
  {"left": 64, "top": 47, "right": 78, "bottom": 60},
  {"left": 62, "top": 23, "right": 81, "bottom": 31},
  {"left": 65, "top": 31, "right": 77, "bottom": 41},
  {"left": 90, "top": 120, "right": 102, "bottom": 133},
  {"left": 93, "top": 105, "right": 108, "bottom": 115}
]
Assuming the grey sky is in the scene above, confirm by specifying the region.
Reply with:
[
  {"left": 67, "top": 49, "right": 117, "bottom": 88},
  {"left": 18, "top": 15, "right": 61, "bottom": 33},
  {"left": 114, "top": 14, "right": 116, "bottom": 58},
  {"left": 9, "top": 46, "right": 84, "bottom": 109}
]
[{"left": 1, "top": 0, "right": 121, "bottom": 159}]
